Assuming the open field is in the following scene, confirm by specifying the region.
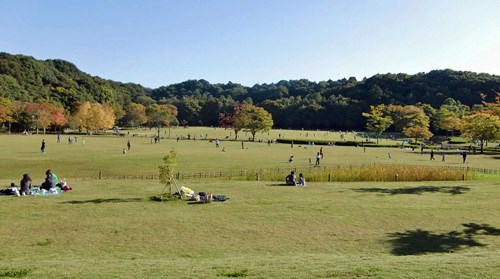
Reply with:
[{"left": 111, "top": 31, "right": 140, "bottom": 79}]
[
  {"left": 0, "top": 179, "right": 499, "bottom": 278},
  {"left": 0, "top": 129, "right": 499, "bottom": 278},
  {"left": 0, "top": 127, "right": 498, "bottom": 181}
]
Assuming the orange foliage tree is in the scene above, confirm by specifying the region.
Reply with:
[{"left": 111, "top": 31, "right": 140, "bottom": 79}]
[{"left": 23, "top": 102, "right": 68, "bottom": 134}]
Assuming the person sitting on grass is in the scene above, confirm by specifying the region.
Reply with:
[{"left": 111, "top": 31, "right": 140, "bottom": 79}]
[
  {"left": 286, "top": 171, "right": 297, "bottom": 186},
  {"left": 20, "top": 173, "right": 32, "bottom": 196},
  {"left": 41, "top": 169, "right": 57, "bottom": 191},
  {"left": 297, "top": 173, "right": 306, "bottom": 186}
]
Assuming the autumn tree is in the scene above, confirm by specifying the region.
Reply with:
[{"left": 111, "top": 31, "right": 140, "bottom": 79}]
[
  {"left": 402, "top": 126, "right": 433, "bottom": 143},
  {"left": 482, "top": 92, "right": 500, "bottom": 117},
  {"left": 389, "top": 105, "right": 433, "bottom": 142},
  {"left": 403, "top": 112, "right": 433, "bottom": 142},
  {"left": 461, "top": 112, "right": 500, "bottom": 153},
  {"left": 72, "top": 102, "right": 116, "bottom": 132},
  {"left": 362, "top": 104, "right": 393, "bottom": 143},
  {"left": 234, "top": 104, "right": 273, "bottom": 141},
  {"left": 433, "top": 98, "right": 469, "bottom": 135},
  {"left": 146, "top": 104, "right": 178, "bottom": 141},
  {"left": 71, "top": 102, "right": 91, "bottom": 131},
  {"left": 434, "top": 107, "right": 463, "bottom": 136},
  {"left": 23, "top": 102, "right": 68, "bottom": 134},
  {"left": 126, "top": 103, "right": 147, "bottom": 127},
  {"left": 51, "top": 106, "right": 68, "bottom": 130},
  {"left": 389, "top": 105, "right": 418, "bottom": 132},
  {"left": 219, "top": 104, "right": 243, "bottom": 140},
  {"left": 0, "top": 97, "right": 15, "bottom": 134},
  {"left": 88, "top": 103, "right": 116, "bottom": 131}
]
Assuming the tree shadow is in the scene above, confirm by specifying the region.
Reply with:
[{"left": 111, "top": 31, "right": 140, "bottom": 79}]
[
  {"left": 387, "top": 223, "right": 499, "bottom": 255},
  {"left": 62, "top": 198, "right": 143, "bottom": 204},
  {"left": 352, "top": 185, "right": 470, "bottom": 195},
  {"left": 462, "top": 223, "right": 500, "bottom": 236}
]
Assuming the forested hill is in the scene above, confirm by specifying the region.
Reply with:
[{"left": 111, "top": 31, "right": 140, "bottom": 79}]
[
  {"left": 1, "top": 52, "right": 500, "bottom": 129},
  {"left": 0, "top": 52, "right": 149, "bottom": 111}
]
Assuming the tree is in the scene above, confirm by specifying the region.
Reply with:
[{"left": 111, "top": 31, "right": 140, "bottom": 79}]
[
  {"left": 51, "top": 106, "right": 69, "bottom": 130},
  {"left": 461, "top": 112, "right": 500, "bottom": 153},
  {"left": 389, "top": 105, "right": 419, "bottom": 132},
  {"left": 72, "top": 102, "right": 115, "bottom": 132},
  {"left": 389, "top": 105, "right": 433, "bottom": 142},
  {"left": 482, "top": 92, "right": 500, "bottom": 117},
  {"left": 434, "top": 107, "right": 463, "bottom": 136},
  {"left": 0, "top": 97, "right": 15, "bottom": 133},
  {"left": 85, "top": 103, "right": 115, "bottom": 132},
  {"left": 146, "top": 104, "right": 178, "bottom": 141},
  {"left": 126, "top": 103, "right": 147, "bottom": 127},
  {"left": 72, "top": 101, "right": 91, "bottom": 131},
  {"left": 403, "top": 126, "right": 433, "bottom": 142},
  {"left": 158, "top": 148, "right": 179, "bottom": 201},
  {"left": 23, "top": 102, "right": 67, "bottom": 134},
  {"left": 440, "top": 98, "right": 469, "bottom": 118},
  {"left": 219, "top": 104, "right": 243, "bottom": 140},
  {"left": 99, "top": 104, "right": 117, "bottom": 130},
  {"left": 234, "top": 104, "right": 273, "bottom": 141},
  {"left": 362, "top": 104, "right": 393, "bottom": 143}
]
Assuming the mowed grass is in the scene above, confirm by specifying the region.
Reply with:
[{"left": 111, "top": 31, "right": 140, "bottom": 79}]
[
  {"left": 0, "top": 179, "right": 499, "bottom": 278},
  {"left": 0, "top": 129, "right": 499, "bottom": 278},
  {"left": 0, "top": 127, "right": 498, "bottom": 181}
]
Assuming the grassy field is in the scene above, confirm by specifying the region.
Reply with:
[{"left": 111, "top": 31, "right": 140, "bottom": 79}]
[
  {"left": 0, "top": 127, "right": 498, "bottom": 181},
  {"left": 0, "top": 129, "right": 499, "bottom": 278},
  {"left": 0, "top": 179, "right": 499, "bottom": 278}
]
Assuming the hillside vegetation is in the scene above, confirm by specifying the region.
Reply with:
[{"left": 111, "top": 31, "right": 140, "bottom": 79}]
[{"left": 1, "top": 52, "right": 500, "bottom": 130}]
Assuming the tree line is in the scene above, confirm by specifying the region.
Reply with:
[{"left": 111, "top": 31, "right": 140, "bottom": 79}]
[
  {"left": 1, "top": 52, "right": 500, "bottom": 134},
  {"left": 362, "top": 95, "right": 500, "bottom": 153}
]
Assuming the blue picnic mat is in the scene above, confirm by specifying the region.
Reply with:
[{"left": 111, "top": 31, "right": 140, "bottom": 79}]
[{"left": 30, "top": 186, "right": 65, "bottom": 196}]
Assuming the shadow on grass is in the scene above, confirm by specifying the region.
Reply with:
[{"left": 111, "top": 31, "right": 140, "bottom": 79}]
[
  {"left": 462, "top": 223, "right": 500, "bottom": 236},
  {"left": 352, "top": 185, "right": 470, "bottom": 195},
  {"left": 267, "top": 183, "right": 293, "bottom": 186},
  {"left": 187, "top": 201, "right": 207, "bottom": 205},
  {"left": 388, "top": 223, "right": 499, "bottom": 255},
  {"left": 62, "top": 198, "right": 143, "bottom": 204}
]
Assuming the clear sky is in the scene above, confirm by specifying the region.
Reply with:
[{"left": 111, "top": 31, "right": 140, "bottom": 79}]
[{"left": 1, "top": 0, "right": 500, "bottom": 88}]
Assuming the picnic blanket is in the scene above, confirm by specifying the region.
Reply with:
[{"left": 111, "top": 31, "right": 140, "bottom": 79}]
[{"left": 30, "top": 186, "right": 65, "bottom": 196}]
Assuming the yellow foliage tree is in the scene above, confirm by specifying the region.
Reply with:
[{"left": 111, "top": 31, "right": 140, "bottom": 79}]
[
  {"left": 72, "top": 102, "right": 116, "bottom": 132},
  {"left": 461, "top": 112, "right": 500, "bottom": 153}
]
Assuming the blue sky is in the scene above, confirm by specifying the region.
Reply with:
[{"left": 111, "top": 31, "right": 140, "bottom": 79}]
[{"left": 1, "top": 0, "right": 500, "bottom": 88}]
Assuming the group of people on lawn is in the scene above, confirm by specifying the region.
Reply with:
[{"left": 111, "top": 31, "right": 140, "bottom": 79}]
[
  {"left": 286, "top": 171, "right": 306, "bottom": 186},
  {"left": 0, "top": 169, "right": 71, "bottom": 196}
]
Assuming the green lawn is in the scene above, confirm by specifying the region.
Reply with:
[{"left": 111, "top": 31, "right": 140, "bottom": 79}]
[
  {"left": 0, "top": 130, "right": 498, "bottom": 278},
  {"left": 0, "top": 129, "right": 498, "bottom": 181},
  {"left": 0, "top": 179, "right": 498, "bottom": 278}
]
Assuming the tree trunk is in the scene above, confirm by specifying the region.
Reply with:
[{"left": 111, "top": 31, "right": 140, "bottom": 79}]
[
  {"left": 157, "top": 126, "right": 161, "bottom": 142},
  {"left": 234, "top": 130, "right": 239, "bottom": 140},
  {"left": 480, "top": 139, "right": 484, "bottom": 154}
]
